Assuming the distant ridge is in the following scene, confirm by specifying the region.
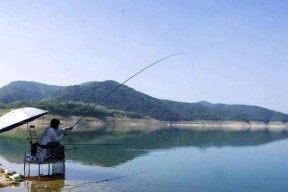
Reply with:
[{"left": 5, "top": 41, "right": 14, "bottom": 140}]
[
  {"left": 0, "top": 80, "right": 287, "bottom": 122},
  {"left": 0, "top": 81, "right": 63, "bottom": 103}
]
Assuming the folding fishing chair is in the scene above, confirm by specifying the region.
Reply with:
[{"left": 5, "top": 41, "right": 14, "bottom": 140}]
[{"left": 24, "top": 125, "right": 65, "bottom": 176}]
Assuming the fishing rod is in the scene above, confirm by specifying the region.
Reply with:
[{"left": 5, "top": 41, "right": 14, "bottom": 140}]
[{"left": 66, "top": 53, "right": 188, "bottom": 135}]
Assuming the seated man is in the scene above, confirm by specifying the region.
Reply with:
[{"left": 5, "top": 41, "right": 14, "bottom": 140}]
[{"left": 38, "top": 118, "right": 73, "bottom": 155}]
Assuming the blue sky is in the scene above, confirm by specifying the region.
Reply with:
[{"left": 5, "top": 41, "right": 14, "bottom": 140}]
[{"left": 0, "top": 0, "right": 288, "bottom": 113}]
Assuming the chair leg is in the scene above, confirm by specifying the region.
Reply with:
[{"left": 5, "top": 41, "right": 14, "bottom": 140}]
[
  {"left": 28, "top": 161, "right": 30, "bottom": 176},
  {"left": 38, "top": 163, "right": 40, "bottom": 176},
  {"left": 24, "top": 154, "right": 26, "bottom": 176}
]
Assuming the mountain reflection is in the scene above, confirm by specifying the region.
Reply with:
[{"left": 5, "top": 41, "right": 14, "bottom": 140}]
[{"left": 1, "top": 127, "right": 288, "bottom": 167}]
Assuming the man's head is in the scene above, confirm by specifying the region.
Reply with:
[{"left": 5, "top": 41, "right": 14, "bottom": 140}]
[{"left": 50, "top": 118, "right": 60, "bottom": 129}]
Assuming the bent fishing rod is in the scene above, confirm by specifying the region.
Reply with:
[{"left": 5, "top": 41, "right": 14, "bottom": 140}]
[{"left": 66, "top": 53, "right": 188, "bottom": 135}]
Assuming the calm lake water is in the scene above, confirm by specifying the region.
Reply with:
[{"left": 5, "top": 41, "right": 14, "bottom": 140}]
[{"left": 1, "top": 127, "right": 288, "bottom": 192}]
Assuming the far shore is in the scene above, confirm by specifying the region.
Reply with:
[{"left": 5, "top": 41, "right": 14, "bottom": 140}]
[
  {"left": 169, "top": 120, "right": 288, "bottom": 132},
  {"left": 6, "top": 113, "right": 288, "bottom": 133}
]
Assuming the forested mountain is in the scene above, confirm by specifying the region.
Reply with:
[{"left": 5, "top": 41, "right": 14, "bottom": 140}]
[
  {"left": 54, "top": 81, "right": 180, "bottom": 121},
  {"left": 0, "top": 81, "right": 63, "bottom": 103},
  {"left": 0, "top": 80, "right": 287, "bottom": 122},
  {"left": 161, "top": 100, "right": 288, "bottom": 122}
]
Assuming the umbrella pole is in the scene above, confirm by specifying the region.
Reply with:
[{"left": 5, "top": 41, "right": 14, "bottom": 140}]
[{"left": 26, "top": 123, "right": 29, "bottom": 142}]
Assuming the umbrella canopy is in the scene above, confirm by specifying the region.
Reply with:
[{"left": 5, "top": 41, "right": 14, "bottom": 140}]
[{"left": 0, "top": 107, "right": 48, "bottom": 133}]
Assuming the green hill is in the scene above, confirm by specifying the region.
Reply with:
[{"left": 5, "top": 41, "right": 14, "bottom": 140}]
[
  {"left": 0, "top": 80, "right": 288, "bottom": 122},
  {"left": 161, "top": 100, "right": 288, "bottom": 122},
  {"left": 54, "top": 81, "right": 180, "bottom": 121},
  {"left": 0, "top": 81, "right": 63, "bottom": 103}
]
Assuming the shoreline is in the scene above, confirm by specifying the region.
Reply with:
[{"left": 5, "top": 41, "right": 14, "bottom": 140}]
[
  {"left": 1, "top": 110, "right": 288, "bottom": 132},
  {"left": 169, "top": 120, "right": 288, "bottom": 132},
  {"left": 24, "top": 114, "right": 288, "bottom": 132}
]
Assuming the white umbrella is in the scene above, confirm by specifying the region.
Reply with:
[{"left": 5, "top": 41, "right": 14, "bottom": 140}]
[{"left": 0, "top": 107, "right": 48, "bottom": 133}]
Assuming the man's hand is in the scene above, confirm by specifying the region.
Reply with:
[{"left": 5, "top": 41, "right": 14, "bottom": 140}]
[
  {"left": 65, "top": 126, "right": 73, "bottom": 131},
  {"left": 64, "top": 126, "right": 73, "bottom": 136}
]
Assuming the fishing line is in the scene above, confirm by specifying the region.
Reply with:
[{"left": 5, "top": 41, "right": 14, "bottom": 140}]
[
  {"left": 65, "top": 146, "right": 111, "bottom": 151},
  {"left": 65, "top": 146, "right": 94, "bottom": 151},
  {"left": 62, "top": 171, "right": 144, "bottom": 191},
  {"left": 66, "top": 53, "right": 189, "bottom": 135},
  {"left": 62, "top": 143, "right": 125, "bottom": 146},
  {"left": 63, "top": 143, "right": 156, "bottom": 151},
  {"left": 64, "top": 143, "right": 125, "bottom": 151}
]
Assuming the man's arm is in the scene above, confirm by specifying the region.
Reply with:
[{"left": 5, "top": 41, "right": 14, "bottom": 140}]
[{"left": 49, "top": 128, "right": 64, "bottom": 142}]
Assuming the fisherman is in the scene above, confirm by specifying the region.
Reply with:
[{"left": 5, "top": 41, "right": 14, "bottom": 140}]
[{"left": 38, "top": 118, "right": 73, "bottom": 149}]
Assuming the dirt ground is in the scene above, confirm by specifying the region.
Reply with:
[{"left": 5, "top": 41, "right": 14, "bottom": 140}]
[
  {"left": 0, "top": 167, "right": 23, "bottom": 188},
  {"left": 0, "top": 169, "right": 12, "bottom": 188}
]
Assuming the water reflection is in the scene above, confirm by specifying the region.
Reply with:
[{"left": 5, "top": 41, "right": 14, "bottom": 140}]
[
  {"left": 25, "top": 175, "right": 65, "bottom": 192},
  {"left": 1, "top": 127, "right": 288, "bottom": 167}
]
